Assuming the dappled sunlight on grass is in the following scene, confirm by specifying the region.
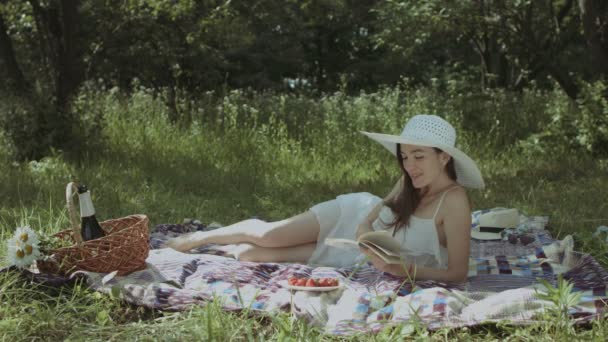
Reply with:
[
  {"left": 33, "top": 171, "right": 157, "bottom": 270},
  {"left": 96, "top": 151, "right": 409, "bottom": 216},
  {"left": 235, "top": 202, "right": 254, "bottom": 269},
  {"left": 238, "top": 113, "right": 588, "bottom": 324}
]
[{"left": 1, "top": 87, "right": 607, "bottom": 339}]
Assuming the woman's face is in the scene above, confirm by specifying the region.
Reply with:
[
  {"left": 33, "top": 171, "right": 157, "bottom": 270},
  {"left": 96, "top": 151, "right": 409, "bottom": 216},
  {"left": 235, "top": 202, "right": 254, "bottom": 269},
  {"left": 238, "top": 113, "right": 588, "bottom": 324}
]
[{"left": 399, "top": 144, "right": 450, "bottom": 188}]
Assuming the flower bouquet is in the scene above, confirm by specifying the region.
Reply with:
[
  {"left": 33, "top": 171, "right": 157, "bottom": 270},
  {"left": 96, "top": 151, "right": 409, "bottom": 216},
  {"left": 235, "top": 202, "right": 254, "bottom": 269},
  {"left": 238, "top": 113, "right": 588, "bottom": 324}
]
[
  {"left": 4, "top": 225, "right": 73, "bottom": 271},
  {"left": 5, "top": 226, "right": 42, "bottom": 269}
]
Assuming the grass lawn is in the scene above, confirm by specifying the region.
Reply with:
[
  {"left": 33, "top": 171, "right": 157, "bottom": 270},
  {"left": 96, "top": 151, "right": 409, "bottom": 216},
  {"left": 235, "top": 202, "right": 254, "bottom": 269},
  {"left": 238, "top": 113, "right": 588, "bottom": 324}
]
[{"left": 1, "top": 87, "right": 607, "bottom": 340}]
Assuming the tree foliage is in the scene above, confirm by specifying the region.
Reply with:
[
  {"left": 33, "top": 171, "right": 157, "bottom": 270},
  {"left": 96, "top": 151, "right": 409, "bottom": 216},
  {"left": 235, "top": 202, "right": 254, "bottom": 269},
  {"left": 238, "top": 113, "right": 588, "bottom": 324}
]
[
  {"left": 0, "top": 0, "right": 607, "bottom": 158},
  {"left": 2, "top": 0, "right": 600, "bottom": 96}
]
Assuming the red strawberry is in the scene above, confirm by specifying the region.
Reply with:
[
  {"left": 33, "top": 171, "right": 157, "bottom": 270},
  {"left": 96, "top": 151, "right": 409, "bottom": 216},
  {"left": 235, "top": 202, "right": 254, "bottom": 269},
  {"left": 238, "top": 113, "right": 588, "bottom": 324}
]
[
  {"left": 288, "top": 277, "right": 297, "bottom": 285},
  {"left": 296, "top": 278, "right": 307, "bottom": 287},
  {"left": 318, "top": 278, "right": 329, "bottom": 287},
  {"left": 305, "top": 278, "right": 317, "bottom": 287},
  {"left": 329, "top": 278, "right": 338, "bottom": 286}
]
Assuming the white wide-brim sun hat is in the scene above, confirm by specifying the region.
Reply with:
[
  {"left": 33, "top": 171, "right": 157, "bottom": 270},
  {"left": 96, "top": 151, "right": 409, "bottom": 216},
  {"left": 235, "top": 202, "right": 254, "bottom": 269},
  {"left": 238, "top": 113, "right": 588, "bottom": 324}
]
[
  {"left": 471, "top": 208, "right": 520, "bottom": 240},
  {"left": 361, "top": 114, "right": 485, "bottom": 189}
]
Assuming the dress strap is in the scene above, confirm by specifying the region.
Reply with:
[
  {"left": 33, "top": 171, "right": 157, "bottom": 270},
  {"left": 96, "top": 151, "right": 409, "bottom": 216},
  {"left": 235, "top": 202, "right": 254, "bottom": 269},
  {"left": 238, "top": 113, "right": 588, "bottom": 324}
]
[{"left": 432, "top": 186, "right": 460, "bottom": 219}]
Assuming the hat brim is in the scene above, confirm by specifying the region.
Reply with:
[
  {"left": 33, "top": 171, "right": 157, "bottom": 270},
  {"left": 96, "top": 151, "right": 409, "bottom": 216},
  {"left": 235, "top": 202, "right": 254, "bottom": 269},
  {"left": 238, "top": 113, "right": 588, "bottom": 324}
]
[
  {"left": 471, "top": 230, "right": 503, "bottom": 240},
  {"left": 360, "top": 131, "right": 485, "bottom": 189}
]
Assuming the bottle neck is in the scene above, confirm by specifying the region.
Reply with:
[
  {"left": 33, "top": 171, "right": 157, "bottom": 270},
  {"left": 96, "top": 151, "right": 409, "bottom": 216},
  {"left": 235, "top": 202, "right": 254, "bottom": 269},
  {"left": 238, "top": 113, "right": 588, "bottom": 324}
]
[{"left": 79, "top": 191, "right": 96, "bottom": 217}]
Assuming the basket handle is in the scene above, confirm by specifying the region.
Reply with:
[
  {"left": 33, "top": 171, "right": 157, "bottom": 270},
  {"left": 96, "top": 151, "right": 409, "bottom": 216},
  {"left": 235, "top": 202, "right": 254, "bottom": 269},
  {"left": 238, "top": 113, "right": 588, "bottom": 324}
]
[{"left": 66, "top": 182, "right": 83, "bottom": 245}]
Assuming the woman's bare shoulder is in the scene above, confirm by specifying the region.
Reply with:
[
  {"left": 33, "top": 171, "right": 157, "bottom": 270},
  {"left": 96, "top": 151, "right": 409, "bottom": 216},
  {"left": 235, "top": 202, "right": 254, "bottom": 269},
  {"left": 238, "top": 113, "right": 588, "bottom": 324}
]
[
  {"left": 442, "top": 186, "right": 471, "bottom": 212},
  {"left": 440, "top": 186, "right": 472, "bottom": 231}
]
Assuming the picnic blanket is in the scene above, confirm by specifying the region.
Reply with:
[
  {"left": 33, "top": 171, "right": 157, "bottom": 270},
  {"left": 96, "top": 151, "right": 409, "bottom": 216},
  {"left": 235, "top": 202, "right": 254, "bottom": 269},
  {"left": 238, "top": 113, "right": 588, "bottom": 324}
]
[{"left": 64, "top": 208, "right": 608, "bottom": 335}]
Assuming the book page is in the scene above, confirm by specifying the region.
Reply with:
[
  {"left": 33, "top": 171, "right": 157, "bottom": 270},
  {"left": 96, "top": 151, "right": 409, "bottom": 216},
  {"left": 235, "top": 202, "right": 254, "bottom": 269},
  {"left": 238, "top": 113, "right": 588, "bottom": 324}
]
[
  {"left": 324, "top": 238, "right": 359, "bottom": 249},
  {"left": 325, "top": 236, "right": 404, "bottom": 265},
  {"left": 359, "top": 242, "right": 403, "bottom": 264},
  {"left": 358, "top": 231, "right": 402, "bottom": 257}
]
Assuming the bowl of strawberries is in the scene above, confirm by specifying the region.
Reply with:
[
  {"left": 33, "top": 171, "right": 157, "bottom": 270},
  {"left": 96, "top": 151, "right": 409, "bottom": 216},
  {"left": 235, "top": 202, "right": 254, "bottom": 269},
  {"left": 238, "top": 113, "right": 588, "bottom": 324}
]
[{"left": 285, "top": 276, "right": 341, "bottom": 291}]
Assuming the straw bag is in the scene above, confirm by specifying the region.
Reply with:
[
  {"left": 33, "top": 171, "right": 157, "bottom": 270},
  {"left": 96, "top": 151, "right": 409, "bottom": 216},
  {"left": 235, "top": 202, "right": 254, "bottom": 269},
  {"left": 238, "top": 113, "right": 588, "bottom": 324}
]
[{"left": 36, "top": 183, "right": 150, "bottom": 276}]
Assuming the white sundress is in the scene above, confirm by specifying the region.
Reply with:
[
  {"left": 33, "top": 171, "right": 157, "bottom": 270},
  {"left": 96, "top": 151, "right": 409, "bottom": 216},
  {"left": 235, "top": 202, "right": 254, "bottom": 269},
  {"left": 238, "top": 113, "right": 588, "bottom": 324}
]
[{"left": 307, "top": 191, "right": 450, "bottom": 269}]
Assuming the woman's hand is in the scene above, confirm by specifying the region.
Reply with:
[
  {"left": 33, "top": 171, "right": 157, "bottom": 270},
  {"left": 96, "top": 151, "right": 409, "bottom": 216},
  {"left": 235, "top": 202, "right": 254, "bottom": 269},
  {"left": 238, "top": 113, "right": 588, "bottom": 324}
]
[
  {"left": 359, "top": 247, "right": 392, "bottom": 272},
  {"left": 359, "top": 247, "right": 414, "bottom": 277},
  {"left": 355, "top": 223, "right": 372, "bottom": 240}
]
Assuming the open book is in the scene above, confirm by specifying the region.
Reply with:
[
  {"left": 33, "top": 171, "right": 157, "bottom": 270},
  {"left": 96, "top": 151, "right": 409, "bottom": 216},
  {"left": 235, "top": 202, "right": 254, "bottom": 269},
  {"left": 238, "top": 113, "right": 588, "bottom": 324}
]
[{"left": 325, "top": 231, "right": 404, "bottom": 264}]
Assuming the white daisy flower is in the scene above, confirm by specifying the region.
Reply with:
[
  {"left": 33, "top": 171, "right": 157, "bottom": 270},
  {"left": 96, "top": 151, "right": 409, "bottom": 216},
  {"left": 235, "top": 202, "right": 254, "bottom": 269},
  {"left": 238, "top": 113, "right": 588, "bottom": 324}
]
[
  {"left": 5, "top": 226, "right": 41, "bottom": 269},
  {"left": 17, "top": 226, "right": 40, "bottom": 245}
]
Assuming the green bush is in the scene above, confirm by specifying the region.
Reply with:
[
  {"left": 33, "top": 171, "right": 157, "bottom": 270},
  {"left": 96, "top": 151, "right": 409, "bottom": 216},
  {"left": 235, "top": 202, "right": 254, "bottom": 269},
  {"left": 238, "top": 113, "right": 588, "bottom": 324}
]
[
  {"left": 575, "top": 80, "right": 608, "bottom": 155},
  {"left": 520, "top": 80, "right": 608, "bottom": 157},
  {"left": 0, "top": 93, "right": 55, "bottom": 161}
]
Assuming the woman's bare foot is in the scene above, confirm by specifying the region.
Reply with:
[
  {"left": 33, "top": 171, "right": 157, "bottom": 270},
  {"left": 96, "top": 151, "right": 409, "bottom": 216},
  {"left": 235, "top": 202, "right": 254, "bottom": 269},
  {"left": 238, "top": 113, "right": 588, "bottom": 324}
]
[{"left": 166, "top": 232, "right": 207, "bottom": 252}]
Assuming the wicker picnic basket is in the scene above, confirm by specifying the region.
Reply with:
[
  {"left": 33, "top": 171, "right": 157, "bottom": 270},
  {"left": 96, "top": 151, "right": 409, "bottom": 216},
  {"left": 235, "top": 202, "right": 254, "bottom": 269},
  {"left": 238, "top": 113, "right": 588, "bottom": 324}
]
[{"left": 36, "top": 183, "right": 150, "bottom": 276}]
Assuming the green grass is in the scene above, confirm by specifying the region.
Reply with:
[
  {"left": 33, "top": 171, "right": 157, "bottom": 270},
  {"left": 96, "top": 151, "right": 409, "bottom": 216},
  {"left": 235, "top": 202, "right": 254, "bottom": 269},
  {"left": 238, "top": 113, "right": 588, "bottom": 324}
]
[{"left": 1, "top": 86, "right": 608, "bottom": 340}]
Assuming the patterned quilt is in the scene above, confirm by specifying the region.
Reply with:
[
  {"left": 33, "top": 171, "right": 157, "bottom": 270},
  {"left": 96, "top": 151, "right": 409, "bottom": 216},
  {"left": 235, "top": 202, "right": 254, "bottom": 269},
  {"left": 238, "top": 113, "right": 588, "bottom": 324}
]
[{"left": 68, "top": 209, "right": 608, "bottom": 335}]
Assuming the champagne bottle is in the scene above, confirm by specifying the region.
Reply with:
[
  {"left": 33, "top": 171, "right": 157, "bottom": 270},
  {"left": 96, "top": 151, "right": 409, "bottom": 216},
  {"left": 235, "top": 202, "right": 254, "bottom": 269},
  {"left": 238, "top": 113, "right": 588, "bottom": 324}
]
[{"left": 78, "top": 184, "right": 105, "bottom": 241}]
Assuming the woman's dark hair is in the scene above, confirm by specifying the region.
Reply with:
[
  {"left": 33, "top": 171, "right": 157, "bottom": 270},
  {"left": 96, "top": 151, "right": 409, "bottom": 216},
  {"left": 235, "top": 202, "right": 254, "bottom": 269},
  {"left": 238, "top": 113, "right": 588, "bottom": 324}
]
[{"left": 385, "top": 144, "right": 457, "bottom": 236}]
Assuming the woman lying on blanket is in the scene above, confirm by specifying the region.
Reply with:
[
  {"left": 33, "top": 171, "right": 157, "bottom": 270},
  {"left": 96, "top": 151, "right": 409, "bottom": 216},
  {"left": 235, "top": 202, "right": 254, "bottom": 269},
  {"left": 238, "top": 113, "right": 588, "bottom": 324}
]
[{"left": 168, "top": 114, "right": 484, "bottom": 283}]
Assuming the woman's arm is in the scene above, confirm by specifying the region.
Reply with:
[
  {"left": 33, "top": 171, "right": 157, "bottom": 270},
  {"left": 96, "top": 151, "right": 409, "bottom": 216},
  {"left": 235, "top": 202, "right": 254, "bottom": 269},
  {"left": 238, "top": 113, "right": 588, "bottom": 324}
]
[
  {"left": 377, "top": 189, "right": 472, "bottom": 283},
  {"left": 356, "top": 176, "right": 404, "bottom": 239}
]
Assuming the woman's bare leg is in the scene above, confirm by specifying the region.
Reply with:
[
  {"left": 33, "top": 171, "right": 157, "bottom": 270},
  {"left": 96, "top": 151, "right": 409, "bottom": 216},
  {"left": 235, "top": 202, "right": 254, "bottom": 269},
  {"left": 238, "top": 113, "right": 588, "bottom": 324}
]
[
  {"left": 220, "top": 242, "right": 317, "bottom": 263},
  {"left": 166, "top": 211, "right": 320, "bottom": 252}
]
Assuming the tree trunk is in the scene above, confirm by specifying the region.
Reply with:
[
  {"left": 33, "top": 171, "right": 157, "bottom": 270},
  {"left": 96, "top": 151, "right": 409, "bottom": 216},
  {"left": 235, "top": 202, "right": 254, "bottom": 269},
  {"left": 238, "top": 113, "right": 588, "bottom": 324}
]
[
  {"left": 0, "top": 13, "right": 29, "bottom": 93},
  {"left": 315, "top": 27, "right": 326, "bottom": 90},
  {"left": 478, "top": 0, "right": 488, "bottom": 91},
  {"left": 28, "top": 0, "right": 82, "bottom": 113},
  {"left": 546, "top": 64, "right": 580, "bottom": 99},
  {"left": 55, "top": 0, "right": 82, "bottom": 113},
  {"left": 579, "top": 0, "right": 608, "bottom": 78},
  {"left": 6, "top": 0, "right": 86, "bottom": 159}
]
